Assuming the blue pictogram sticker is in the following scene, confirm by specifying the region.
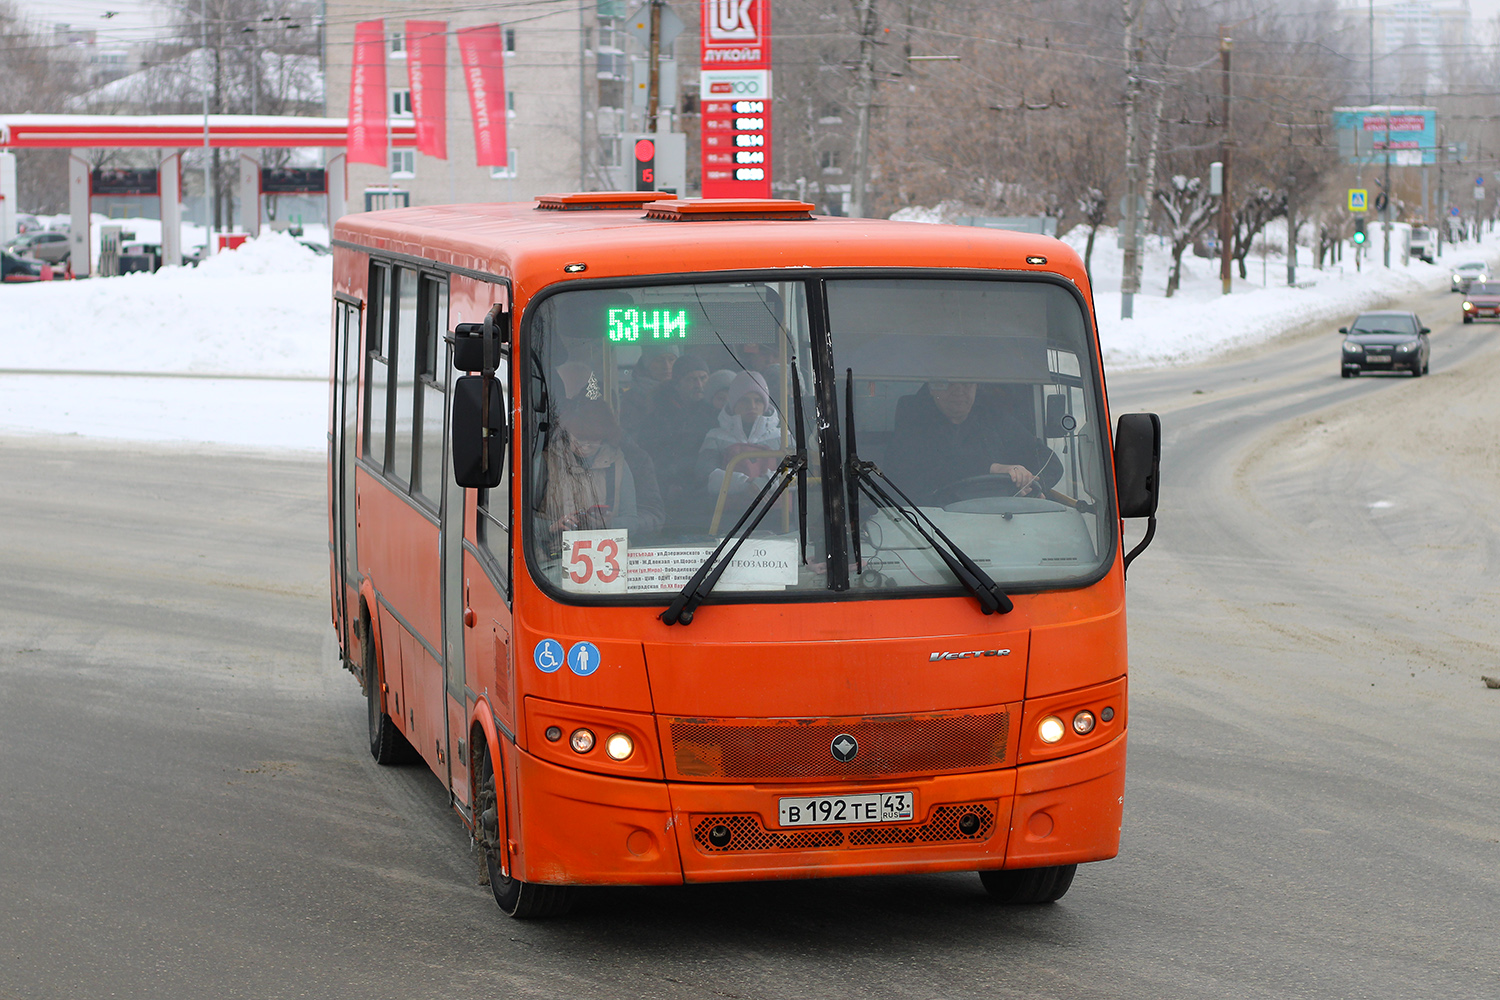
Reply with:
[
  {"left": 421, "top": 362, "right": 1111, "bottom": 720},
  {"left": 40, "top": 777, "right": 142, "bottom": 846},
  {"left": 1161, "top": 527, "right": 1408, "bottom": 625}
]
[
  {"left": 567, "top": 641, "right": 601, "bottom": 677},
  {"left": 534, "top": 639, "right": 564, "bottom": 673}
]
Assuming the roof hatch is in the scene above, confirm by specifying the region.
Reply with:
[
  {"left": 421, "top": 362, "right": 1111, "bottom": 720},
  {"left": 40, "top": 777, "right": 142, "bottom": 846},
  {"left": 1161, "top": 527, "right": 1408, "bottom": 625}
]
[
  {"left": 643, "top": 199, "right": 816, "bottom": 222},
  {"left": 535, "top": 191, "right": 677, "bottom": 211}
]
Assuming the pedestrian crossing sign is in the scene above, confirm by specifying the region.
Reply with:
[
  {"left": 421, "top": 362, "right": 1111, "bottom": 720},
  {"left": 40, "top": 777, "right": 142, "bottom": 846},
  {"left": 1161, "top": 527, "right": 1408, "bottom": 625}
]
[{"left": 1348, "top": 189, "right": 1368, "bottom": 212}]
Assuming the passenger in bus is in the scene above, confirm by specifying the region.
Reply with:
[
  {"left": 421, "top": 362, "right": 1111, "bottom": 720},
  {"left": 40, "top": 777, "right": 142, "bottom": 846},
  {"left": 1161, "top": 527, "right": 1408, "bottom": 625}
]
[
  {"left": 697, "top": 370, "right": 785, "bottom": 497},
  {"left": 885, "top": 380, "right": 1060, "bottom": 504},
  {"left": 621, "top": 343, "right": 679, "bottom": 430},
  {"left": 540, "top": 398, "right": 643, "bottom": 535},
  {"left": 550, "top": 382, "right": 665, "bottom": 537},
  {"left": 704, "top": 369, "right": 737, "bottom": 413},
  {"left": 639, "top": 355, "right": 715, "bottom": 506}
]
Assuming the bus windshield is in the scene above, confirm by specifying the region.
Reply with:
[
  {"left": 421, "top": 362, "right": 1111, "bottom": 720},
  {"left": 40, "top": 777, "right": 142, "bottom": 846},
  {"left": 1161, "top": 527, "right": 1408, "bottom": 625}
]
[
  {"left": 524, "top": 275, "right": 1111, "bottom": 601},
  {"left": 527, "top": 280, "right": 829, "bottom": 597}
]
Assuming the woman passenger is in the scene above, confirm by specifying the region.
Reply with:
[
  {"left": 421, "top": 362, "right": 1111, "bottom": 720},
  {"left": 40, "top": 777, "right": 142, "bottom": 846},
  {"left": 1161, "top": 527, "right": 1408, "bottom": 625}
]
[
  {"left": 696, "top": 370, "right": 784, "bottom": 498},
  {"left": 541, "top": 398, "right": 641, "bottom": 535}
]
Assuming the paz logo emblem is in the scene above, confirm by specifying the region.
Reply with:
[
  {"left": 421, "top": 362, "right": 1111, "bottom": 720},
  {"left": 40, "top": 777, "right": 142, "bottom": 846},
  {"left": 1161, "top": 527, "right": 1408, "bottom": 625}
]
[{"left": 831, "top": 734, "right": 858, "bottom": 763}]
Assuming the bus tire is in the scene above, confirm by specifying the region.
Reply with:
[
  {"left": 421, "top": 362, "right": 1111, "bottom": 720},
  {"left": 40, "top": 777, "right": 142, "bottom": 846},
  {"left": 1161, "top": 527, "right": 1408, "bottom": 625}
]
[
  {"left": 474, "top": 732, "right": 576, "bottom": 919},
  {"left": 978, "top": 864, "right": 1077, "bottom": 904},
  {"left": 363, "top": 605, "right": 414, "bottom": 765}
]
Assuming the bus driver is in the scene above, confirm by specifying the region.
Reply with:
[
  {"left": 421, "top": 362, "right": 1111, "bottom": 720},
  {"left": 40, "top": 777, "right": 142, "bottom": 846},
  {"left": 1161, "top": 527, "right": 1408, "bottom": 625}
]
[{"left": 885, "top": 380, "right": 1061, "bottom": 505}]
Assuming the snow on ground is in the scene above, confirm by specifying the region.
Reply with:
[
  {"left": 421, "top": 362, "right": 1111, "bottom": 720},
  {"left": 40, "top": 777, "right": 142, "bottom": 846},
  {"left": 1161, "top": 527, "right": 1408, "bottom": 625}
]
[{"left": 3, "top": 218, "right": 1500, "bottom": 453}]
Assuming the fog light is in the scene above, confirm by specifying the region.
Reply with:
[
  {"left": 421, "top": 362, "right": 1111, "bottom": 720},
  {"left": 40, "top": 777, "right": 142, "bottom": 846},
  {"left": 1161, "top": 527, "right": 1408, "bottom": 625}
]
[
  {"left": 1038, "top": 716, "right": 1065, "bottom": 744},
  {"left": 1464, "top": 301, "right": 1474, "bottom": 310},
  {"left": 544, "top": 726, "right": 562, "bottom": 742},
  {"left": 958, "top": 812, "right": 982, "bottom": 836},
  {"left": 605, "top": 732, "right": 634, "bottom": 761},
  {"left": 707, "top": 824, "right": 732, "bottom": 848},
  {"left": 569, "top": 728, "right": 595, "bottom": 753},
  {"left": 1072, "top": 710, "right": 1096, "bottom": 735}
]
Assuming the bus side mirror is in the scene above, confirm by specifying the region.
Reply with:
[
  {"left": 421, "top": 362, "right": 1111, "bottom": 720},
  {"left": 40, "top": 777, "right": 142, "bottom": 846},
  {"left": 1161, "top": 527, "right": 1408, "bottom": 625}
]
[
  {"left": 1114, "top": 412, "right": 1160, "bottom": 575},
  {"left": 1114, "top": 412, "right": 1160, "bottom": 518},
  {"left": 449, "top": 303, "right": 510, "bottom": 371},
  {"left": 452, "top": 374, "right": 507, "bottom": 489},
  {"left": 1044, "top": 393, "right": 1069, "bottom": 437}
]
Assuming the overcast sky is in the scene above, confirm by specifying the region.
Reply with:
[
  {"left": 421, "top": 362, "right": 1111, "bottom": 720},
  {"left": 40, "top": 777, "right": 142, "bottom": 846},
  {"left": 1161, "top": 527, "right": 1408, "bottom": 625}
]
[{"left": 19, "top": 0, "right": 1500, "bottom": 64}]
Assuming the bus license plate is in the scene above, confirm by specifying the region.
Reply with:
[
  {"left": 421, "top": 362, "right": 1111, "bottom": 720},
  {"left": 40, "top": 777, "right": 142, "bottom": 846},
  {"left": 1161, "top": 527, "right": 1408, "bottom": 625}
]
[{"left": 778, "top": 791, "right": 914, "bottom": 827}]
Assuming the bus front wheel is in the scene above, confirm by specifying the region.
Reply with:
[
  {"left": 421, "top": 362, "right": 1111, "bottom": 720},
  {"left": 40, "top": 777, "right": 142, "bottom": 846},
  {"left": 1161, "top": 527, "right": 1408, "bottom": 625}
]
[
  {"left": 363, "top": 606, "right": 414, "bottom": 765},
  {"left": 474, "top": 736, "right": 576, "bottom": 919},
  {"left": 978, "top": 864, "right": 1077, "bottom": 904}
]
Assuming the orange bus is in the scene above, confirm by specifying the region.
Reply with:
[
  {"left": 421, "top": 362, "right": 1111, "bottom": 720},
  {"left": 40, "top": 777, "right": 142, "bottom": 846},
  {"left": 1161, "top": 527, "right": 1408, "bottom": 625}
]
[{"left": 327, "top": 193, "right": 1160, "bottom": 919}]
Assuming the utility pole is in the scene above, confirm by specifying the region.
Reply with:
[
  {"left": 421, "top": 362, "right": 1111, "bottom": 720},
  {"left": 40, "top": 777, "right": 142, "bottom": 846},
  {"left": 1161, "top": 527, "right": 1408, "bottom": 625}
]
[
  {"left": 201, "top": 0, "right": 213, "bottom": 255},
  {"left": 646, "top": 0, "right": 662, "bottom": 134},
  {"left": 1382, "top": 117, "right": 1392, "bottom": 268},
  {"left": 849, "top": 0, "right": 878, "bottom": 218},
  {"left": 1218, "top": 29, "right": 1232, "bottom": 296},
  {"left": 1286, "top": 116, "right": 1296, "bottom": 287},
  {"left": 1437, "top": 128, "right": 1445, "bottom": 256},
  {"left": 1120, "top": 1, "right": 1142, "bottom": 319}
]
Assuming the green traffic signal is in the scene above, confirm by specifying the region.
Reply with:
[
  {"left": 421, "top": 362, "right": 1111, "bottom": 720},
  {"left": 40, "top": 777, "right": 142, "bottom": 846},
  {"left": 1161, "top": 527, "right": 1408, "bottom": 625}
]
[{"left": 1352, "top": 218, "right": 1367, "bottom": 244}]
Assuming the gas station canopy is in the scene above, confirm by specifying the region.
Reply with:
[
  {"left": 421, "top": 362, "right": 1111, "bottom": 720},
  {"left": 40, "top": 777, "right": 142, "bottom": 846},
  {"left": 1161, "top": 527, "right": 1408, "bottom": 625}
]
[{"left": 0, "top": 114, "right": 416, "bottom": 149}]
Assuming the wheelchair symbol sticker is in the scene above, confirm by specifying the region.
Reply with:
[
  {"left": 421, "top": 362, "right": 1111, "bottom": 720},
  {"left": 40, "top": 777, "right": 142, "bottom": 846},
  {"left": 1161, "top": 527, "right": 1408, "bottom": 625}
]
[
  {"left": 567, "top": 641, "right": 601, "bottom": 677},
  {"left": 533, "top": 639, "right": 564, "bottom": 673}
]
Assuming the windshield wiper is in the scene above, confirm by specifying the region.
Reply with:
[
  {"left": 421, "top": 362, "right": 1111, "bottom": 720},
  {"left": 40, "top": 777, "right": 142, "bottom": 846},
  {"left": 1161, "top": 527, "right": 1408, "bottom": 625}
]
[
  {"left": 843, "top": 369, "right": 1013, "bottom": 615},
  {"left": 661, "top": 365, "right": 809, "bottom": 626}
]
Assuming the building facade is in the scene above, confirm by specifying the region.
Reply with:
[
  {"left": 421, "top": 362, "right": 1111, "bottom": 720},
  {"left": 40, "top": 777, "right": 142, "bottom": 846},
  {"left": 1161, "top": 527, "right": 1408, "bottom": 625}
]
[{"left": 323, "top": 0, "right": 610, "bottom": 208}]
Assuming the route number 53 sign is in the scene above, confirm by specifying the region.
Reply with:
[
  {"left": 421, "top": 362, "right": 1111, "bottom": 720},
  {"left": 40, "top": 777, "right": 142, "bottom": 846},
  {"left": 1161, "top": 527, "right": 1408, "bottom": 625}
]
[{"left": 560, "top": 529, "right": 629, "bottom": 593}]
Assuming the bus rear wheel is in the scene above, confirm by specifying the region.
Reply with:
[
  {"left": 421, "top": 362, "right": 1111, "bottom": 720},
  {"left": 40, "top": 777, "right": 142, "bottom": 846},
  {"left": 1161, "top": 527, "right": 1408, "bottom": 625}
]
[
  {"left": 979, "top": 864, "right": 1077, "bottom": 904},
  {"left": 473, "top": 735, "right": 576, "bottom": 919},
  {"left": 362, "top": 606, "right": 414, "bottom": 765}
]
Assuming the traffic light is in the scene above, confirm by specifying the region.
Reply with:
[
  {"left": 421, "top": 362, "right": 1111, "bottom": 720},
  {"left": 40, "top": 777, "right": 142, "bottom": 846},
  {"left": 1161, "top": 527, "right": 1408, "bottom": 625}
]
[
  {"left": 1352, "top": 217, "right": 1367, "bottom": 245},
  {"left": 633, "top": 137, "right": 656, "bottom": 191}
]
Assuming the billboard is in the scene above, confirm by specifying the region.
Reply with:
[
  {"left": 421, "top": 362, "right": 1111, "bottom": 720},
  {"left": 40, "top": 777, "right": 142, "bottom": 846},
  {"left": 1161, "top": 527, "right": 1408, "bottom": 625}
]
[
  {"left": 700, "top": 0, "right": 771, "bottom": 198},
  {"left": 91, "top": 168, "right": 159, "bottom": 196},
  {"left": 1333, "top": 107, "right": 1437, "bottom": 166},
  {"left": 261, "top": 168, "right": 327, "bottom": 194}
]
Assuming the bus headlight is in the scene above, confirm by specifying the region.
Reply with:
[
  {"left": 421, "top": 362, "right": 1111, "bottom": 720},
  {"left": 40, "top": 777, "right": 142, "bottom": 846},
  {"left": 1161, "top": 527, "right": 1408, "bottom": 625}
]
[
  {"left": 569, "top": 728, "right": 596, "bottom": 754},
  {"left": 605, "top": 732, "right": 635, "bottom": 761},
  {"left": 1038, "top": 716, "right": 1066, "bottom": 744},
  {"left": 1072, "top": 710, "right": 1097, "bottom": 735}
]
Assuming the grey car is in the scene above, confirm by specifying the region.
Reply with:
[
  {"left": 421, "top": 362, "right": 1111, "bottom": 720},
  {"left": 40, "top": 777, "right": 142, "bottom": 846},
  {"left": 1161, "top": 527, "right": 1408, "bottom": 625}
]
[
  {"left": 5, "top": 231, "right": 71, "bottom": 265},
  {"left": 1339, "top": 311, "right": 1430, "bottom": 378}
]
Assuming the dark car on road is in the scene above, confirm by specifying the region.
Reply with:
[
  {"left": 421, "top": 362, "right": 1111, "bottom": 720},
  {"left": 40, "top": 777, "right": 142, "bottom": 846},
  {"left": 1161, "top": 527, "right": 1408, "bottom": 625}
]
[
  {"left": 1, "top": 249, "right": 44, "bottom": 282},
  {"left": 1461, "top": 281, "right": 1500, "bottom": 323},
  {"left": 1340, "top": 310, "right": 1430, "bottom": 377}
]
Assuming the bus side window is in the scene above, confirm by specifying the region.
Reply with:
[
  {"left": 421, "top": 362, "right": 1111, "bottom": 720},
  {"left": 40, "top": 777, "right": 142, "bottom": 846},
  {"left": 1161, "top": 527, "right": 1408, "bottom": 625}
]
[
  {"left": 364, "top": 263, "right": 391, "bottom": 467},
  {"left": 390, "top": 268, "right": 420, "bottom": 488},
  {"left": 414, "top": 274, "right": 448, "bottom": 507},
  {"left": 477, "top": 483, "right": 510, "bottom": 596}
]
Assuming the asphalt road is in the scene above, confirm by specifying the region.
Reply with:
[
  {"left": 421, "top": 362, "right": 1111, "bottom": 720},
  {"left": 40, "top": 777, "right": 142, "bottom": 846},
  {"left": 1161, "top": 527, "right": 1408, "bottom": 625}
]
[{"left": 3, "top": 281, "right": 1498, "bottom": 999}]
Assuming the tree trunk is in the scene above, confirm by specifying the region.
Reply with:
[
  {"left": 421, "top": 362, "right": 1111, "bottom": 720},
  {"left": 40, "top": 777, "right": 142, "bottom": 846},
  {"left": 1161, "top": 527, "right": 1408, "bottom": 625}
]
[
  {"left": 1084, "top": 225, "right": 1098, "bottom": 280},
  {"left": 1166, "top": 238, "right": 1190, "bottom": 297}
]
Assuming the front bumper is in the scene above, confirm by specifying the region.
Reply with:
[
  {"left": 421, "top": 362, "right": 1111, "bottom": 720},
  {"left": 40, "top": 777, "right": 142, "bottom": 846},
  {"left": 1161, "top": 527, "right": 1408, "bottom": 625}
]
[{"left": 508, "top": 732, "right": 1127, "bottom": 885}]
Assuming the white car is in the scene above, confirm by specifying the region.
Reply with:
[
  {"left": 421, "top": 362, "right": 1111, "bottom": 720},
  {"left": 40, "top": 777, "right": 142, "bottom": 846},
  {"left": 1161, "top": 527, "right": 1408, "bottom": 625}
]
[{"left": 1450, "top": 260, "right": 1487, "bottom": 292}]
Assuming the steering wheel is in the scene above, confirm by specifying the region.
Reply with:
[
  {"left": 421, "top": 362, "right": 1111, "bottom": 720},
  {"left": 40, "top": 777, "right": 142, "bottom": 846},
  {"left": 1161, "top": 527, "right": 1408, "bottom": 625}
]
[{"left": 928, "top": 473, "right": 1027, "bottom": 506}]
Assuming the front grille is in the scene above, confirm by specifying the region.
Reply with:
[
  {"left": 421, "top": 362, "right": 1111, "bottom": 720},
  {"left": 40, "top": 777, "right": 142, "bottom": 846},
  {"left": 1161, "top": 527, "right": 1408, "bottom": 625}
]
[
  {"left": 693, "top": 803, "right": 996, "bottom": 853},
  {"left": 666, "top": 710, "right": 1010, "bottom": 781}
]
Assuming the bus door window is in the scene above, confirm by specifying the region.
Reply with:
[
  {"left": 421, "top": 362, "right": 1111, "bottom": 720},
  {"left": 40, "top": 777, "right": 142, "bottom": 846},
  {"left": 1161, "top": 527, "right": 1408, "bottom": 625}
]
[
  {"left": 390, "top": 268, "right": 421, "bottom": 488},
  {"left": 829, "top": 278, "right": 1109, "bottom": 591},
  {"left": 364, "top": 263, "right": 391, "bottom": 468},
  {"left": 525, "top": 281, "right": 828, "bottom": 598},
  {"left": 415, "top": 274, "right": 448, "bottom": 507}
]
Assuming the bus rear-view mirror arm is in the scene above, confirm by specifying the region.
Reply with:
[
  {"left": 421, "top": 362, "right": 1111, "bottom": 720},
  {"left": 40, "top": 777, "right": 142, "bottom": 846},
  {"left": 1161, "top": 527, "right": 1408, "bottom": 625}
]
[
  {"left": 1114, "top": 412, "right": 1161, "bottom": 576},
  {"left": 448, "top": 303, "right": 510, "bottom": 489}
]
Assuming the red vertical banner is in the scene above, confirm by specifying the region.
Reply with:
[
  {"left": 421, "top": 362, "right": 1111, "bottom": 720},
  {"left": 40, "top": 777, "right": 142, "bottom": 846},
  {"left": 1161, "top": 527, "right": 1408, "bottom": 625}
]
[
  {"left": 347, "top": 20, "right": 388, "bottom": 167},
  {"left": 700, "top": 0, "right": 772, "bottom": 198},
  {"left": 406, "top": 21, "right": 448, "bottom": 160},
  {"left": 457, "top": 24, "right": 508, "bottom": 168}
]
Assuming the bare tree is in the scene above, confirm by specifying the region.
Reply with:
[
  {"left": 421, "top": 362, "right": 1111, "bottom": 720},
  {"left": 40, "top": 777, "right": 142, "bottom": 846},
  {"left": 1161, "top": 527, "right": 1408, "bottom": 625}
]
[{"left": 1155, "top": 173, "right": 1218, "bottom": 296}]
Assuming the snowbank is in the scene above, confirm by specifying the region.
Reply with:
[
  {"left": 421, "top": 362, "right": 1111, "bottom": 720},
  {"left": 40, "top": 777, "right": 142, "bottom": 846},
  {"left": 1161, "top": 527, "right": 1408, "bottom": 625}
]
[{"left": 0, "top": 229, "right": 331, "bottom": 378}]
